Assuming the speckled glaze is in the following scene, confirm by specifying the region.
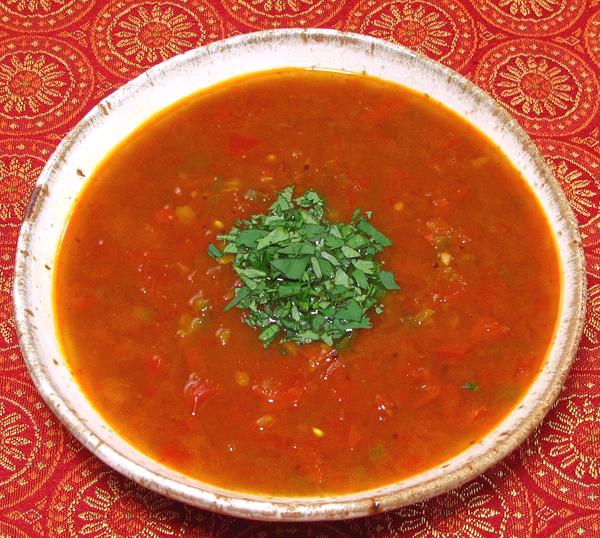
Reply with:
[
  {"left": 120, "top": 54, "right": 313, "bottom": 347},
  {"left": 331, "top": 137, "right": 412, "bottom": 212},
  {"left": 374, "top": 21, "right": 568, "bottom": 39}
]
[{"left": 13, "top": 30, "right": 586, "bottom": 521}]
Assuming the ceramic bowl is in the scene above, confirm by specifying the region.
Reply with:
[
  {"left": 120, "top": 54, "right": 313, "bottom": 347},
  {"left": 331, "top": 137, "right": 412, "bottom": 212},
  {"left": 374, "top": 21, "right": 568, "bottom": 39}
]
[{"left": 13, "top": 29, "right": 586, "bottom": 521}]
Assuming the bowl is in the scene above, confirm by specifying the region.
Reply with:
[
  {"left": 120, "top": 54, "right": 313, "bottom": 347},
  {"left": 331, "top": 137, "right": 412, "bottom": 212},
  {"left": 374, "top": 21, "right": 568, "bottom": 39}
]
[{"left": 13, "top": 29, "right": 586, "bottom": 521}]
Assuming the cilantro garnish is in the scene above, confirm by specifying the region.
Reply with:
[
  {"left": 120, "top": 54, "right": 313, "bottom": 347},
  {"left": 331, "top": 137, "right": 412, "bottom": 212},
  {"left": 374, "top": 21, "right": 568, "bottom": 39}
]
[{"left": 208, "top": 186, "right": 399, "bottom": 347}]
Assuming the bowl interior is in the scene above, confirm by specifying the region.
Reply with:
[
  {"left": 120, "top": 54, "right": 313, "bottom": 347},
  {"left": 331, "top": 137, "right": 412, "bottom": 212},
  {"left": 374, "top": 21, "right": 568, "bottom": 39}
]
[{"left": 13, "top": 29, "right": 586, "bottom": 521}]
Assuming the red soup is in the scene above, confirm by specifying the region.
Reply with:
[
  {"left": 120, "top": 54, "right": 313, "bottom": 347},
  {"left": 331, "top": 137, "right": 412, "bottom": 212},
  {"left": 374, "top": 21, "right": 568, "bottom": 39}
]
[{"left": 54, "top": 69, "right": 561, "bottom": 496}]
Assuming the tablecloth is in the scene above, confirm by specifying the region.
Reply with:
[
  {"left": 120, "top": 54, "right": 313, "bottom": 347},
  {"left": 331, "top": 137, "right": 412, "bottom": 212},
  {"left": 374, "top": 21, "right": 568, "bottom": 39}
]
[{"left": 0, "top": 1, "right": 599, "bottom": 536}]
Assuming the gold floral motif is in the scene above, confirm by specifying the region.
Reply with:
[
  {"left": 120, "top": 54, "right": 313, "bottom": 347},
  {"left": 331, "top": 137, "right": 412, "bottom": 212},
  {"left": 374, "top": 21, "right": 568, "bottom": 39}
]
[
  {"left": 92, "top": 1, "right": 224, "bottom": 78},
  {"left": 369, "top": 3, "right": 451, "bottom": 58},
  {"left": 48, "top": 458, "right": 190, "bottom": 537},
  {"left": 496, "top": 56, "right": 573, "bottom": 116},
  {"left": 0, "top": 37, "right": 93, "bottom": 135},
  {"left": 221, "top": 0, "right": 342, "bottom": 29},
  {"left": 0, "top": 0, "right": 94, "bottom": 32},
  {"left": 536, "top": 140, "right": 600, "bottom": 229},
  {"left": 0, "top": 139, "right": 51, "bottom": 222},
  {"left": 585, "top": 9, "right": 600, "bottom": 68},
  {"left": 397, "top": 481, "right": 501, "bottom": 537},
  {"left": 550, "top": 160, "right": 598, "bottom": 218},
  {"left": 112, "top": 4, "right": 197, "bottom": 65},
  {"left": 345, "top": 0, "right": 476, "bottom": 69},
  {"left": 386, "top": 465, "right": 532, "bottom": 535},
  {"left": 0, "top": 223, "right": 18, "bottom": 271},
  {"left": 584, "top": 284, "right": 600, "bottom": 346},
  {"left": 475, "top": 40, "right": 597, "bottom": 135},
  {"left": 77, "top": 473, "right": 181, "bottom": 537},
  {"left": 546, "top": 398, "right": 600, "bottom": 480},
  {"left": 4, "top": 0, "right": 66, "bottom": 13},
  {"left": 0, "top": 271, "right": 16, "bottom": 349},
  {"left": 548, "top": 514, "right": 600, "bottom": 537},
  {"left": 0, "top": 400, "right": 30, "bottom": 473},
  {"left": 582, "top": 235, "right": 600, "bottom": 289},
  {"left": 521, "top": 374, "right": 600, "bottom": 509},
  {"left": 581, "top": 213, "right": 600, "bottom": 247},
  {"left": 246, "top": 0, "right": 316, "bottom": 13},
  {"left": 0, "top": 53, "right": 66, "bottom": 115},
  {"left": 471, "top": 0, "right": 585, "bottom": 36},
  {"left": 0, "top": 522, "right": 28, "bottom": 538},
  {"left": 0, "top": 155, "right": 41, "bottom": 221},
  {"left": 498, "top": 0, "right": 559, "bottom": 17},
  {"left": 0, "top": 382, "right": 63, "bottom": 522},
  {"left": 0, "top": 378, "right": 64, "bottom": 510}
]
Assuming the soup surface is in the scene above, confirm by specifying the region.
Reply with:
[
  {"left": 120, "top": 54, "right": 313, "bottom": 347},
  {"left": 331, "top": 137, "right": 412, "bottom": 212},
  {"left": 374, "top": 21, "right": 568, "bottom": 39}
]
[{"left": 55, "top": 69, "right": 560, "bottom": 496}]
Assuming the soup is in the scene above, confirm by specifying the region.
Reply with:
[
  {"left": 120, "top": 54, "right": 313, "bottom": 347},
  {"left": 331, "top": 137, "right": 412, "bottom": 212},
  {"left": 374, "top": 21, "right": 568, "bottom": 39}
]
[{"left": 54, "top": 69, "right": 560, "bottom": 496}]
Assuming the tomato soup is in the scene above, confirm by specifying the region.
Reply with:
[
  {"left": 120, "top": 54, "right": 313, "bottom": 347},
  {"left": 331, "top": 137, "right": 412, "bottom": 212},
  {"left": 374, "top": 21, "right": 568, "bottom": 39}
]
[{"left": 54, "top": 69, "right": 560, "bottom": 496}]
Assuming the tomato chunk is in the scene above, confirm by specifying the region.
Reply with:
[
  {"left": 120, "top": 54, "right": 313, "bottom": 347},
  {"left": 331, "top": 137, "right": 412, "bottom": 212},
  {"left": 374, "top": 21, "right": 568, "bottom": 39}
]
[
  {"left": 228, "top": 134, "right": 259, "bottom": 154},
  {"left": 183, "top": 373, "right": 220, "bottom": 415}
]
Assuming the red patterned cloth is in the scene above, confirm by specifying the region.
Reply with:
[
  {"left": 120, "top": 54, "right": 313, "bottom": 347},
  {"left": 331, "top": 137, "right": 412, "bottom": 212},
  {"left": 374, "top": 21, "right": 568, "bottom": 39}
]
[{"left": 0, "top": 1, "right": 599, "bottom": 536}]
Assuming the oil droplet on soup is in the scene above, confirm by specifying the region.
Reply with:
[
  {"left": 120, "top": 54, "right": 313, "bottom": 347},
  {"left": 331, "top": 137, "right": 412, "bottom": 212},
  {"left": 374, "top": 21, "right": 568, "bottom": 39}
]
[{"left": 54, "top": 69, "right": 560, "bottom": 496}]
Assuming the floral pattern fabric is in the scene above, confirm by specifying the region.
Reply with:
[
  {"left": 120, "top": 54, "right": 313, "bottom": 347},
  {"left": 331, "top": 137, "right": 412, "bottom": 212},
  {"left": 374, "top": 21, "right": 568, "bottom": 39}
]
[{"left": 0, "top": 1, "right": 599, "bottom": 536}]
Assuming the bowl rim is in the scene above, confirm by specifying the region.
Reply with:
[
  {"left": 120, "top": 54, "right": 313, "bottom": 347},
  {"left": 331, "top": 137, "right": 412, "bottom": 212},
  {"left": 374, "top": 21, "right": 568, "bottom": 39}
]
[{"left": 13, "top": 28, "right": 587, "bottom": 521}]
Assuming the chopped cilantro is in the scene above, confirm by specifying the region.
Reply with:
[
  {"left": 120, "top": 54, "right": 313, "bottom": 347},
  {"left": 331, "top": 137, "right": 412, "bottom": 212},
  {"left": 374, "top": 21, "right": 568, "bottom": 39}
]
[
  {"left": 210, "top": 186, "right": 399, "bottom": 346},
  {"left": 207, "top": 243, "right": 222, "bottom": 259},
  {"left": 379, "top": 271, "right": 400, "bottom": 290},
  {"left": 462, "top": 382, "right": 479, "bottom": 392}
]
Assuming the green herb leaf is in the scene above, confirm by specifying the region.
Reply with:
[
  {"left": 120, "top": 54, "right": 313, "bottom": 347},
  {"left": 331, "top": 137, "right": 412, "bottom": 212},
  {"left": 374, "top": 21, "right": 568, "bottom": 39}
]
[
  {"left": 256, "top": 227, "right": 289, "bottom": 249},
  {"left": 379, "top": 271, "right": 400, "bottom": 290},
  {"left": 352, "top": 259, "right": 375, "bottom": 274},
  {"left": 270, "top": 257, "right": 310, "bottom": 280},
  {"left": 259, "top": 325, "right": 280, "bottom": 345},
  {"left": 311, "top": 256, "right": 323, "bottom": 279},
  {"left": 207, "top": 243, "right": 222, "bottom": 259},
  {"left": 352, "top": 269, "right": 368, "bottom": 289},
  {"left": 358, "top": 221, "right": 392, "bottom": 247},
  {"left": 462, "top": 382, "right": 479, "bottom": 392},
  {"left": 236, "top": 229, "right": 268, "bottom": 247},
  {"left": 334, "top": 299, "right": 363, "bottom": 322},
  {"left": 341, "top": 245, "right": 360, "bottom": 258},
  {"left": 208, "top": 187, "right": 399, "bottom": 347},
  {"left": 325, "top": 235, "right": 344, "bottom": 249},
  {"left": 279, "top": 242, "right": 315, "bottom": 256},
  {"left": 224, "top": 287, "right": 250, "bottom": 312},
  {"left": 321, "top": 251, "right": 340, "bottom": 267},
  {"left": 335, "top": 268, "right": 352, "bottom": 287}
]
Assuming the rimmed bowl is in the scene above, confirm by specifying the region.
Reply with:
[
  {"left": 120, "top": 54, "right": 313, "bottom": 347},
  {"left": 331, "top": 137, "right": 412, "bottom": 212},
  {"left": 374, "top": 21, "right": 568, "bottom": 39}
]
[{"left": 13, "top": 29, "right": 586, "bottom": 521}]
